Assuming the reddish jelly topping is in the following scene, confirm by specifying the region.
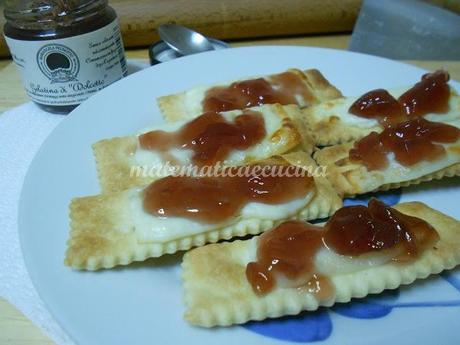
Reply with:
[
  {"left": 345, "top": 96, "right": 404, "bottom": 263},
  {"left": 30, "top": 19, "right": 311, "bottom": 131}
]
[
  {"left": 323, "top": 199, "right": 439, "bottom": 259},
  {"left": 143, "top": 165, "right": 313, "bottom": 224},
  {"left": 349, "top": 117, "right": 460, "bottom": 171},
  {"left": 246, "top": 199, "right": 439, "bottom": 295},
  {"left": 349, "top": 89, "right": 406, "bottom": 127},
  {"left": 138, "top": 111, "right": 266, "bottom": 166},
  {"left": 246, "top": 221, "right": 326, "bottom": 295},
  {"left": 202, "top": 71, "right": 313, "bottom": 113},
  {"left": 399, "top": 70, "right": 450, "bottom": 116},
  {"left": 349, "top": 70, "right": 450, "bottom": 126}
]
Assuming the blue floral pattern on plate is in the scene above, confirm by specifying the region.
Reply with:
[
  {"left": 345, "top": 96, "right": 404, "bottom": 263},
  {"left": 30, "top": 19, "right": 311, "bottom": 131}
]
[{"left": 243, "top": 190, "right": 460, "bottom": 342}]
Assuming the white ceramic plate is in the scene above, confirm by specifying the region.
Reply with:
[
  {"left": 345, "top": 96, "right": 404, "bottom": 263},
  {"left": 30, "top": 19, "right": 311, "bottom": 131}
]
[{"left": 19, "top": 46, "right": 460, "bottom": 345}]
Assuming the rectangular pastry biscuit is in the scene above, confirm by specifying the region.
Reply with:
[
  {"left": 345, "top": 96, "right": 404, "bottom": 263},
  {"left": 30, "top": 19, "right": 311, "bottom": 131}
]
[
  {"left": 93, "top": 104, "right": 314, "bottom": 193},
  {"left": 157, "top": 68, "right": 342, "bottom": 122},
  {"left": 182, "top": 202, "right": 460, "bottom": 327},
  {"left": 303, "top": 87, "right": 460, "bottom": 146},
  {"left": 313, "top": 134, "right": 460, "bottom": 197},
  {"left": 65, "top": 152, "right": 342, "bottom": 270}
]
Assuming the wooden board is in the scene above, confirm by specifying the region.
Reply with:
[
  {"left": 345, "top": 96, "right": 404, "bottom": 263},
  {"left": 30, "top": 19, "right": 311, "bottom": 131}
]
[
  {"left": 0, "top": 0, "right": 362, "bottom": 58},
  {"left": 2, "top": 0, "right": 460, "bottom": 58},
  {"left": 110, "top": 0, "right": 361, "bottom": 47}
]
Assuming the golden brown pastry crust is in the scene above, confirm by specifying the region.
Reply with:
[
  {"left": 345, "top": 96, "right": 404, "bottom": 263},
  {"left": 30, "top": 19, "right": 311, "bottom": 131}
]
[
  {"left": 182, "top": 202, "right": 460, "bottom": 327},
  {"left": 93, "top": 104, "right": 315, "bottom": 193},
  {"left": 65, "top": 152, "right": 342, "bottom": 270},
  {"left": 157, "top": 69, "right": 342, "bottom": 122},
  {"left": 295, "top": 68, "right": 343, "bottom": 103},
  {"left": 313, "top": 142, "right": 460, "bottom": 197},
  {"left": 301, "top": 101, "right": 380, "bottom": 146},
  {"left": 92, "top": 136, "right": 147, "bottom": 194}
]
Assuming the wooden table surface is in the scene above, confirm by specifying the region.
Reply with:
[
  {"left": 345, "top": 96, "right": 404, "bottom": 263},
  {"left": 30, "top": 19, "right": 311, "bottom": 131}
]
[{"left": 1, "top": 34, "right": 459, "bottom": 345}]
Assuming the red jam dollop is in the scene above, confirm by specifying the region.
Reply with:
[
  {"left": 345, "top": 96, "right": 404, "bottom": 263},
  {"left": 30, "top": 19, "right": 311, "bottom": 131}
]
[
  {"left": 138, "top": 110, "right": 266, "bottom": 166},
  {"left": 399, "top": 70, "right": 450, "bottom": 117},
  {"left": 323, "top": 199, "right": 439, "bottom": 259},
  {"left": 349, "top": 70, "right": 450, "bottom": 126},
  {"left": 246, "top": 221, "right": 328, "bottom": 296},
  {"left": 246, "top": 199, "right": 439, "bottom": 296},
  {"left": 202, "top": 71, "right": 314, "bottom": 113},
  {"left": 349, "top": 117, "right": 460, "bottom": 171},
  {"left": 143, "top": 165, "right": 314, "bottom": 224},
  {"left": 349, "top": 89, "right": 406, "bottom": 127}
]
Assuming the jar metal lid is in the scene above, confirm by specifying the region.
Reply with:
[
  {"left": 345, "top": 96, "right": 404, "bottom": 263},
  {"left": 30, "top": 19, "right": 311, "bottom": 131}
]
[{"left": 148, "top": 38, "right": 229, "bottom": 65}]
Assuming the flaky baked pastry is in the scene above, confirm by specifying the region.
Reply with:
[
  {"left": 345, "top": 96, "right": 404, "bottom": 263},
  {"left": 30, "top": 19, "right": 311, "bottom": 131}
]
[
  {"left": 65, "top": 152, "right": 342, "bottom": 270},
  {"left": 302, "top": 87, "right": 460, "bottom": 146},
  {"left": 313, "top": 122, "right": 460, "bottom": 197},
  {"left": 182, "top": 202, "right": 460, "bottom": 327},
  {"left": 94, "top": 104, "right": 314, "bottom": 193},
  {"left": 157, "top": 68, "right": 342, "bottom": 122}
]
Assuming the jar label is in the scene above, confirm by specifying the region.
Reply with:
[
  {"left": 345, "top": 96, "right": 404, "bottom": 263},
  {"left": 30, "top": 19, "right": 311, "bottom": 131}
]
[{"left": 5, "top": 19, "right": 128, "bottom": 106}]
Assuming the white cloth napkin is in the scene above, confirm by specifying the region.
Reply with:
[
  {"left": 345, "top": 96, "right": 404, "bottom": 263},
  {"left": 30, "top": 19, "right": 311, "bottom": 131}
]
[
  {"left": 0, "top": 60, "right": 149, "bottom": 345},
  {"left": 0, "top": 102, "right": 71, "bottom": 345}
]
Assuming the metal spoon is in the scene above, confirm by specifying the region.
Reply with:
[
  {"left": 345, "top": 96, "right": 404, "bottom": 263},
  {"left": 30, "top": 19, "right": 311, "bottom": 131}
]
[{"left": 158, "top": 24, "right": 215, "bottom": 56}]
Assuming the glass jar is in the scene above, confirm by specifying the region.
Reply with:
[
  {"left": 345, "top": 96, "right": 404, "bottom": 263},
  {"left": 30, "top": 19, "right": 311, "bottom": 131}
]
[{"left": 3, "top": 0, "right": 128, "bottom": 114}]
